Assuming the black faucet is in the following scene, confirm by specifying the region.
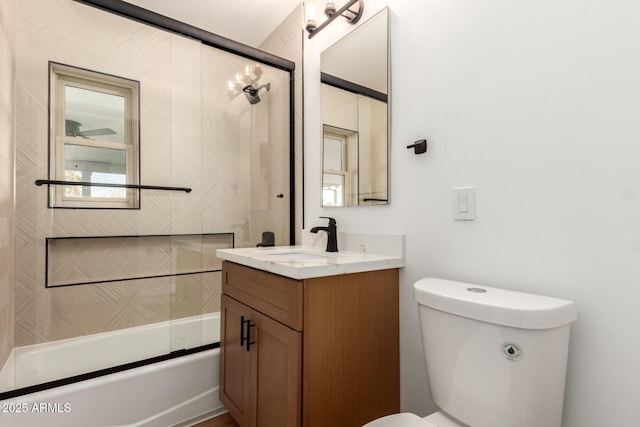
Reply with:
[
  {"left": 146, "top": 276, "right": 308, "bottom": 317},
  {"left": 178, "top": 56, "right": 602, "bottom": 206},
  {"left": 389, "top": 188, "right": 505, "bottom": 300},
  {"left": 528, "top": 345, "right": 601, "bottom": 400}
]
[{"left": 310, "top": 217, "right": 338, "bottom": 252}]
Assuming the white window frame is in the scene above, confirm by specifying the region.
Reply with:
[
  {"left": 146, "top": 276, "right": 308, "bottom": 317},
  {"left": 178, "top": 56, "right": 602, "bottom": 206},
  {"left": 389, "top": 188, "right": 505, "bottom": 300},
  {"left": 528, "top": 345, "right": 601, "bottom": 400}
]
[
  {"left": 49, "top": 63, "right": 140, "bottom": 209},
  {"left": 322, "top": 125, "right": 358, "bottom": 207}
]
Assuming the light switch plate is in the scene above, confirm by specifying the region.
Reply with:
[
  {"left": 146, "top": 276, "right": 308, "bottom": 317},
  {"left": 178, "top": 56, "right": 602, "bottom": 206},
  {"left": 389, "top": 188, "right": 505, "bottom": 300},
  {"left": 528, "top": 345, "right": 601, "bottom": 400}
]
[{"left": 453, "top": 186, "right": 476, "bottom": 221}]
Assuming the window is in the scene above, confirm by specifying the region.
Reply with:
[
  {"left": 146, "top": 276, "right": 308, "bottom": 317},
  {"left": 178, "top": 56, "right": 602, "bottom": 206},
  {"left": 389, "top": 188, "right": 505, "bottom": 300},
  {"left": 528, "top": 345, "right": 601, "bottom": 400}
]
[
  {"left": 49, "top": 63, "right": 140, "bottom": 208},
  {"left": 322, "top": 125, "right": 357, "bottom": 207}
]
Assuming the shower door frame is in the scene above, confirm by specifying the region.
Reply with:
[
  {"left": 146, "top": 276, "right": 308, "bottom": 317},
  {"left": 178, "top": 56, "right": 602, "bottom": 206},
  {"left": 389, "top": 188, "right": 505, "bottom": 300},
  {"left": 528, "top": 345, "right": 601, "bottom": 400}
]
[
  {"left": 73, "top": 0, "right": 298, "bottom": 245},
  {"left": 3, "top": 0, "right": 298, "bottom": 401}
]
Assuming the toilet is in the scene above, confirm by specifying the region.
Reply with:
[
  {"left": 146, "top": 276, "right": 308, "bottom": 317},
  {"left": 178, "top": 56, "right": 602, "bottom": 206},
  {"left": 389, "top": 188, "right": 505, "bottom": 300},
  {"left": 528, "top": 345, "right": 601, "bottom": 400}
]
[{"left": 365, "top": 277, "right": 577, "bottom": 427}]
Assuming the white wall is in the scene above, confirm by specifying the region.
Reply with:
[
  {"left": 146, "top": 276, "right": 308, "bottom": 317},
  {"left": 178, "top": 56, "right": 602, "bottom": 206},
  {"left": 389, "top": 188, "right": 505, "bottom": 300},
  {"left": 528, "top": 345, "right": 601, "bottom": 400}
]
[{"left": 304, "top": 1, "right": 640, "bottom": 425}]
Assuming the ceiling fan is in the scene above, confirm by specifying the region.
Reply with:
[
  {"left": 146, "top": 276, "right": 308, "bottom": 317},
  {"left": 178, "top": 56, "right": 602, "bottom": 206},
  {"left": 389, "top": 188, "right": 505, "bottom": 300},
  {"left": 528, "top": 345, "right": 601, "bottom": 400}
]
[{"left": 65, "top": 120, "right": 116, "bottom": 138}]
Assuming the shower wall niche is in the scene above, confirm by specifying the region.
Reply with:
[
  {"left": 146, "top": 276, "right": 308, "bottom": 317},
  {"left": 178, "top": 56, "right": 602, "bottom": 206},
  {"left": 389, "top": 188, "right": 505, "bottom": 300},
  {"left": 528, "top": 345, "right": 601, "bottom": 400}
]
[{"left": 4, "top": 0, "right": 295, "bottom": 394}]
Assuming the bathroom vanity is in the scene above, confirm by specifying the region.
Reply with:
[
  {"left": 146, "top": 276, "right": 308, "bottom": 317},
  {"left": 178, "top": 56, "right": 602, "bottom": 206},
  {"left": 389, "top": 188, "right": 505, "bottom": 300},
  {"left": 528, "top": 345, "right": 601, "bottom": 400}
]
[{"left": 217, "top": 245, "right": 403, "bottom": 427}]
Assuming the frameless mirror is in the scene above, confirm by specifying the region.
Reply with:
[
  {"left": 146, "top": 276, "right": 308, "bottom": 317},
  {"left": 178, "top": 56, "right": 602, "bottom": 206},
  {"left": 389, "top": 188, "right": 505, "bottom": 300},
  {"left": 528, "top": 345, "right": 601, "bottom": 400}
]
[{"left": 320, "top": 7, "right": 389, "bottom": 207}]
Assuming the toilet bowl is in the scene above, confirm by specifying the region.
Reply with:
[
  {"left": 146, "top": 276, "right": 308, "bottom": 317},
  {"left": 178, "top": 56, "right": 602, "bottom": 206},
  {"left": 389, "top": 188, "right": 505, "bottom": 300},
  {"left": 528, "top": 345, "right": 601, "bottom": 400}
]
[
  {"left": 363, "top": 277, "right": 577, "bottom": 427},
  {"left": 366, "top": 411, "right": 461, "bottom": 427}
]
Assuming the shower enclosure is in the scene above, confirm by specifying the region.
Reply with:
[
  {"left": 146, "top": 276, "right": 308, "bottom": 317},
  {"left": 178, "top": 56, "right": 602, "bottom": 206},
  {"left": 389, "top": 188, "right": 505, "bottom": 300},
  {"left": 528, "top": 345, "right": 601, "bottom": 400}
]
[{"left": 0, "top": 0, "right": 296, "bottom": 399}]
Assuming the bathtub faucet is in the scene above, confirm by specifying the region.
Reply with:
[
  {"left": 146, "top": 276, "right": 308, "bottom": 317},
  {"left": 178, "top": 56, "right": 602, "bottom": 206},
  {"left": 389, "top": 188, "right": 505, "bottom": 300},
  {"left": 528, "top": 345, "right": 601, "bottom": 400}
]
[{"left": 310, "top": 217, "right": 338, "bottom": 253}]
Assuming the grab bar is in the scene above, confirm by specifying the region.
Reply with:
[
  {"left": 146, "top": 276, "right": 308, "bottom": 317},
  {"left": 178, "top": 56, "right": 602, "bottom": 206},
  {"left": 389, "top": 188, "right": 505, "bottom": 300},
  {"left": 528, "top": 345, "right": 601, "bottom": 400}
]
[{"left": 35, "top": 179, "right": 192, "bottom": 193}]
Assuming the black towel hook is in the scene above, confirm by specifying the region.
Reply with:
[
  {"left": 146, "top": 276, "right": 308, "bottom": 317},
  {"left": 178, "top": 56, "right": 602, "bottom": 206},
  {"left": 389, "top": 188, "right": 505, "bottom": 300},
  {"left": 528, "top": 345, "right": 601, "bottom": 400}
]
[{"left": 407, "top": 139, "right": 427, "bottom": 154}]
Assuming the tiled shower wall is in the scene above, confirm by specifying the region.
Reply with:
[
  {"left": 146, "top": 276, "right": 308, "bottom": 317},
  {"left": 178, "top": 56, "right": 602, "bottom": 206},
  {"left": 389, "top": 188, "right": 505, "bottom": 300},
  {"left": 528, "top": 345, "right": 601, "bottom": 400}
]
[
  {"left": 0, "top": 0, "right": 16, "bottom": 372},
  {"left": 13, "top": 0, "right": 298, "bottom": 346},
  {"left": 259, "top": 4, "right": 304, "bottom": 241}
]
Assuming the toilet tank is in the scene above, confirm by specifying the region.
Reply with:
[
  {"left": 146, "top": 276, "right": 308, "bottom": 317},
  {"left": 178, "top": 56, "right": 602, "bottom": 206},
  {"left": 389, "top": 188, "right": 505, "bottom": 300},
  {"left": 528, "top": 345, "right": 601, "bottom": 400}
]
[{"left": 414, "top": 278, "right": 577, "bottom": 427}]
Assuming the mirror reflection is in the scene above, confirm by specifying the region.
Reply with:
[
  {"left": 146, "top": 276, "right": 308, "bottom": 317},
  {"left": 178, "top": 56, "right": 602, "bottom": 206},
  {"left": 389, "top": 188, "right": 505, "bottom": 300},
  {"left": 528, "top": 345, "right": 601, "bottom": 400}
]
[{"left": 320, "top": 7, "right": 389, "bottom": 207}]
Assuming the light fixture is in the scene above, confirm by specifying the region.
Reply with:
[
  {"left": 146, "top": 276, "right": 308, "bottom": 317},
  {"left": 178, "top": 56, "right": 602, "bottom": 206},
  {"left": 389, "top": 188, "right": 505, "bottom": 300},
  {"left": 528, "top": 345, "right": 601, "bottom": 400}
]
[
  {"left": 306, "top": 0, "right": 364, "bottom": 39},
  {"left": 226, "top": 63, "right": 271, "bottom": 105},
  {"left": 226, "top": 63, "right": 262, "bottom": 94}
]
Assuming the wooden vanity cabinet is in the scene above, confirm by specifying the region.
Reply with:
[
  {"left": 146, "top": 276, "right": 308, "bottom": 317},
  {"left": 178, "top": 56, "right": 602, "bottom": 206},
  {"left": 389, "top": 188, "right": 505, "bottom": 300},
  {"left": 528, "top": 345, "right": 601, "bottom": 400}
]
[
  {"left": 220, "top": 260, "right": 399, "bottom": 427},
  {"left": 220, "top": 261, "right": 303, "bottom": 427}
]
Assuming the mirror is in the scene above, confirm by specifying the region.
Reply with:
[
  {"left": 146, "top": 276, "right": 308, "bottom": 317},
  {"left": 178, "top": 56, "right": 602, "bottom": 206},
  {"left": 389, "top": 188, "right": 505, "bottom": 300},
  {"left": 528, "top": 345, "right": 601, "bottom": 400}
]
[{"left": 320, "top": 8, "right": 389, "bottom": 207}]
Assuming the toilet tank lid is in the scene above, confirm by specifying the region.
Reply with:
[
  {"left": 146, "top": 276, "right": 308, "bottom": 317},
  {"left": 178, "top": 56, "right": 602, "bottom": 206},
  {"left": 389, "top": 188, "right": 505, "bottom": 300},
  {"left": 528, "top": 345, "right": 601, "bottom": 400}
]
[{"left": 414, "top": 278, "right": 577, "bottom": 329}]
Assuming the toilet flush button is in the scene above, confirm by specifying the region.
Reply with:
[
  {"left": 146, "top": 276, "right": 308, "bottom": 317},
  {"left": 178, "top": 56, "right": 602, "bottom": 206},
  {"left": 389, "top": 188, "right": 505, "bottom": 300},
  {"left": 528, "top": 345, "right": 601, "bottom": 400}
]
[{"left": 501, "top": 342, "right": 523, "bottom": 361}]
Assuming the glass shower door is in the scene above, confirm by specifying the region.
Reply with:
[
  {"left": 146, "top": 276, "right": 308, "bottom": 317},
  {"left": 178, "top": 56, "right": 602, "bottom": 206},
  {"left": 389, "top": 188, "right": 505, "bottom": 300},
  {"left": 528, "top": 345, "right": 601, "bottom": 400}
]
[{"left": 169, "top": 45, "right": 292, "bottom": 354}]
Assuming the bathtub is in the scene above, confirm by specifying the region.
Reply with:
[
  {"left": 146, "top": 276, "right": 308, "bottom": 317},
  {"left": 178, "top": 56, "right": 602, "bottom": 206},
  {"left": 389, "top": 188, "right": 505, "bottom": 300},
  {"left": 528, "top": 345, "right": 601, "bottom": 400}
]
[{"left": 0, "top": 314, "right": 225, "bottom": 427}]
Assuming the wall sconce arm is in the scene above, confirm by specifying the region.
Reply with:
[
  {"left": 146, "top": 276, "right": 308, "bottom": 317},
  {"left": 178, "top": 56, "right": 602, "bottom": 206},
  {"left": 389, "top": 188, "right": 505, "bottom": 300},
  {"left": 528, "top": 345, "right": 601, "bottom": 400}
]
[{"left": 307, "top": 0, "right": 364, "bottom": 39}]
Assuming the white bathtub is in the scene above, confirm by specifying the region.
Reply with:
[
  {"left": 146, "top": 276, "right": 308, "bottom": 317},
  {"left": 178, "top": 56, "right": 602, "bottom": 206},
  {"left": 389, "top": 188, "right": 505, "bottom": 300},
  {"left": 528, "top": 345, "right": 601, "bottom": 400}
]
[
  {"left": 5, "top": 313, "right": 220, "bottom": 388},
  {"left": 0, "top": 314, "right": 225, "bottom": 426}
]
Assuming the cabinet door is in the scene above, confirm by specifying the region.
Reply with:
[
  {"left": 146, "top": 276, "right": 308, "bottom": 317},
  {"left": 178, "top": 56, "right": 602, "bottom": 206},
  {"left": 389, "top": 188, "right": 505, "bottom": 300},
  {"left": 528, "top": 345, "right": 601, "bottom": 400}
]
[
  {"left": 251, "top": 310, "right": 302, "bottom": 427},
  {"left": 221, "top": 294, "right": 302, "bottom": 427},
  {"left": 220, "top": 294, "right": 252, "bottom": 427}
]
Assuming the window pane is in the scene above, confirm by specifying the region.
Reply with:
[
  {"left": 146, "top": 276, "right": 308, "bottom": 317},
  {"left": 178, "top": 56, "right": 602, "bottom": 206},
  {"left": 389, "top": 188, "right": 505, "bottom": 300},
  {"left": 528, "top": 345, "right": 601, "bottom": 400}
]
[
  {"left": 323, "top": 136, "right": 344, "bottom": 171},
  {"left": 65, "top": 85, "right": 126, "bottom": 143},
  {"left": 64, "top": 144, "right": 127, "bottom": 199},
  {"left": 322, "top": 173, "right": 345, "bottom": 207}
]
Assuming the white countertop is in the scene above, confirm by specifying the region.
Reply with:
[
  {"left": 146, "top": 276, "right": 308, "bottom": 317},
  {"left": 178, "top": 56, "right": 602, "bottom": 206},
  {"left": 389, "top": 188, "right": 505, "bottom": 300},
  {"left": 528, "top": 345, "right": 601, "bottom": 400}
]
[{"left": 216, "top": 245, "right": 404, "bottom": 280}]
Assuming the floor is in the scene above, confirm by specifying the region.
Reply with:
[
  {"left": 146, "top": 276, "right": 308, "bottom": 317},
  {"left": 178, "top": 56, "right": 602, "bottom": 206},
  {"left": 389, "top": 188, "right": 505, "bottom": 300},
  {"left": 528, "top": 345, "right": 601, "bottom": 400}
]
[{"left": 193, "top": 412, "right": 240, "bottom": 427}]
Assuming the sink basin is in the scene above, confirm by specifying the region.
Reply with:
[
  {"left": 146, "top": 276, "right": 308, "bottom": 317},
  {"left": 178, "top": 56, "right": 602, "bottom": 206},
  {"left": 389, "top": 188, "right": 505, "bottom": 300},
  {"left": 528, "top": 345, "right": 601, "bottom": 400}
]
[{"left": 265, "top": 249, "right": 337, "bottom": 261}]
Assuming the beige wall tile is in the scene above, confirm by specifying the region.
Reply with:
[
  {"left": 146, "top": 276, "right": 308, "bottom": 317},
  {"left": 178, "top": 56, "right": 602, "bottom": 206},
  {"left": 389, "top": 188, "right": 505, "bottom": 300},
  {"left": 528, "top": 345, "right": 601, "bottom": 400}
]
[
  {"left": 259, "top": 5, "right": 304, "bottom": 243},
  {"left": 0, "top": 0, "right": 16, "bottom": 373},
  {"left": 13, "top": 0, "right": 299, "bottom": 349}
]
